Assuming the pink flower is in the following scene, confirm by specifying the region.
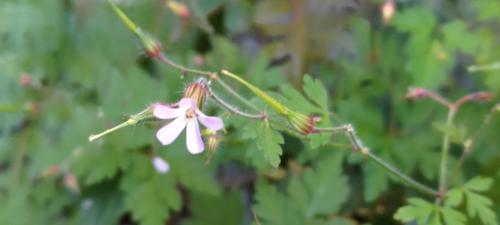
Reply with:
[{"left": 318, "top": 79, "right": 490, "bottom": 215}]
[{"left": 154, "top": 98, "right": 223, "bottom": 154}]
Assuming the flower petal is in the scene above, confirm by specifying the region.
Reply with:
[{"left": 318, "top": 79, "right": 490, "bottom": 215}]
[
  {"left": 197, "top": 111, "right": 223, "bottom": 131},
  {"left": 186, "top": 119, "right": 204, "bottom": 154},
  {"left": 178, "top": 97, "right": 196, "bottom": 108},
  {"left": 152, "top": 156, "right": 170, "bottom": 174},
  {"left": 153, "top": 104, "right": 182, "bottom": 119},
  {"left": 156, "top": 116, "right": 187, "bottom": 145}
]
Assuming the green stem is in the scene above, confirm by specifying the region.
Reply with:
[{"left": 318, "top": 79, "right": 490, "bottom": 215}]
[
  {"left": 437, "top": 108, "right": 457, "bottom": 201},
  {"left": 158, "top": 54, "right": 213, "bottom": 76},
  {"left": 367, "top": 151, "right": 438, "bottom": 197},
  {"left": 220, "top": 70, "right": 290, "bottom": 115},
  {"left": 214, "top": 78, "right": 261, "bottom": 112},
  {"left": 320, "top": 124, "right": 439, "bottom": 197},
  {"left": 208, "top": 85, "right": 264, "bottom": 119},
  {"left": 88, "top": 107, "right": 153, "bottom": 142}
]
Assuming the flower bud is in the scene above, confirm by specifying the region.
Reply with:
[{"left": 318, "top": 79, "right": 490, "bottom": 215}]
[
  {"left": 64, "top": 173, "right": 80, "bottom": 194},
  {"left": 167, "top": 1, "right": 190, "bottom": 18},
  {"left": 287, "top": 111, "right": 316, "bottom": 135},
  {"left": 41, "top": 165, "right": 59, "bottom": 177},
  {"left": 137, "top": 30, "right": 162, "bottom": 58},
  {"left": 381, "top": 0, "right": 395, "bottom": 24},
  {"left": 405, "top": 87, "right": 430, "bottom": 100},
  {"left": 204, "top": 130, "right": 221, "bottom": 164},
  {"left": 183, "top": 78, "right": 208, "bottom": 109}
]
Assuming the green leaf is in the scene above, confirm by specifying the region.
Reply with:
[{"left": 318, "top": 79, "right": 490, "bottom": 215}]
[
  {"left": 462, "top": 176, "right": 497, "bottom": 225},
  {"left": 464, "top": 176, "right": 493, "bottom": 192},
  {"left": 394, "top": 198, "right": 435, "bottom": 224},
  {"left": 444, "top": 188, "right": 463, "bottom": 207},
  {"left": 303, "top": 75, "right": 328, "bottom": 109},
  {"left": 302, "top": 75, "right": 333, "bottom": 148},
  {"left": 120, "top": 155, "right": 181, "bottom": 225},
  {"left": 254, "top": 181, "right": 302, "bottom": 225},
  {"left": 74, "top": 148, "right": 130, "bottom": 186},
  {"left": 256, "top": 122, "right": 284, "bottom": 167},
  {"left": 465, "top": 191, "right": 497, "bottom": 225},
  {"left": 442, "top": 21, "right": 480, "bottom": 54},
  {"left": 288, "top": 153, "right": 349, "bottom": 216},
  {"left": 441, "top": 207, "right": 466, "bottom": 225}
]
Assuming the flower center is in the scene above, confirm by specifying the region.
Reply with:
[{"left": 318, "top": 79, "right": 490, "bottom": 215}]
[{"left": 186, "top": 109, "right": 195, "bottom": 119}]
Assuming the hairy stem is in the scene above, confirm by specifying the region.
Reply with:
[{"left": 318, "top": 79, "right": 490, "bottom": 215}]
[
  {"left": 158, "top": 54, "right": 214, "bottom": 76},
  {"left": 319, "top": 124, "right": 439, "bottom": 197},
  {"left": 208, "top": 86, "right": 265, "bottom": 119}
]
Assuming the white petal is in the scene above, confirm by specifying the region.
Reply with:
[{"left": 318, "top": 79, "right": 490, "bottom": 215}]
[
  {"left": 156, "top": 116, "right": 187, "bottom": 145},
  {"left": 152, "top": 157, "right": 170, "bottom": 174},
  {"left": 197, "top": 110, "right": 223, "bottom": 131},
  {"left": 186, "top": 119, "right": 204, "bottom": 154},
  {"left": 154, "top": 104, "right": 182, "bottom": 119}
]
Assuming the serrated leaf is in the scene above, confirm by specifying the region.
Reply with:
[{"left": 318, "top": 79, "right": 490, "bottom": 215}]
[
  {"left": 464, "top": 176, "right": 493, "bottom": 192},
  {"left": 444, "top": 188, "right": 463, "bottom": 207},
  {"left": 465, "top": 191, "right": 497, "bottom": 225},
  {"left": 124, "top": 176, "right": 181, "bottom": 225},
  {"left": 74, "top": 148, "right": 130, "bottom": 186},
  {"left": 288, "top": 154, "right": 349, "bottom": 217},
  {"left": 303, "top": 75, "right": 328, "bottom": 109},
  {"left": 256, "top": 122, "right": 284, "bottom": 167},
  {"left": 394, "top": 198, "right": 435, "bottom": 225},
  {"left": 441, "top": 207, "right": 466, "bottom": 225}
]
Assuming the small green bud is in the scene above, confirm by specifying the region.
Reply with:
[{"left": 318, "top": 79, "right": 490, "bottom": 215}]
[
  {"left": 287, "top": 111, "right": 317, "bottom": 135},
  {"left": 137, "top": 30, "right": 162, "bottom": 58}
]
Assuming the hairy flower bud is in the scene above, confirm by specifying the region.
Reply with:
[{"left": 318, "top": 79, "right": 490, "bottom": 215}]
[
  {"left": 167, "top": 0, "right": 190, "bottom": 18},
  {"left": 137, "top": 30, "right": 162, "bottom": 58},
  {"left": 287, "top": 111, "right": 317, "bottom": 135},
  {"left": 183, "top": 78, "right": 208, "bottom": 110},
  {"left": 204, "top": 129, "right": 221, "bottom": 164}
]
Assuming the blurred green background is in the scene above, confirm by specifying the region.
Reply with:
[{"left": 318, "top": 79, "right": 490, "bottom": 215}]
[{"left": 1, "top": 0, "right": 499, "bottom": 225}]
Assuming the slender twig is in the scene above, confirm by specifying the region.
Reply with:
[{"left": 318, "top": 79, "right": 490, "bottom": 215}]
[
  {"left": 316, "top": 124, "right": 439, "bottom": 197},
  {"left": 157, "top": 53, "right": 214, "bottom": 76},
  {"left": 208, "top": 86, "right": 265, "bottom": 120}
]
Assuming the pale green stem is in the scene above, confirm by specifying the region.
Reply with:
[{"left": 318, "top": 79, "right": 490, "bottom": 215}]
[
  {"left": 88, "top": 108, "right": 153, "bottom": 142},
  {"left": 88, "top": 118, "right": 137, "bottom": 142},
  {"left": 437, "top": 108, "right": 457, "bottom": 202}
]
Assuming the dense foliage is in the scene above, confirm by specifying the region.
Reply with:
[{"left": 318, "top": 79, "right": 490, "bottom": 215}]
[{"left": 1, "top": 0, "right": 499, "bottom": 225}]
